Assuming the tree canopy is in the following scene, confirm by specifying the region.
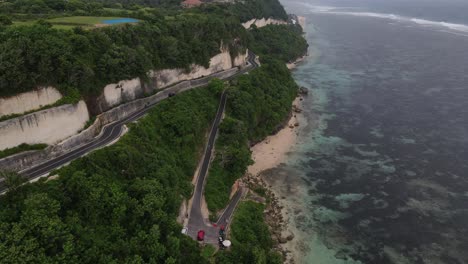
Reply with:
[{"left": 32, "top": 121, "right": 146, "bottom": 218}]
[
  {"left": 0, "top": 85, "right": 221, "bottom": 263},
  {"left": 250, "top": 24, "right": 308, "bottom": 63},
  {"left": 0, "top": 13, "right": 248, "bottom": 97}
]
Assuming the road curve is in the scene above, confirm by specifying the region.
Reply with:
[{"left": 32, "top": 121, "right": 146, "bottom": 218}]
[
  {"left": 187, "top": 50, "right": 259, "bottom": 244},
  {"left": 0, "top": 51, "right": 259, "bottom": 193}
]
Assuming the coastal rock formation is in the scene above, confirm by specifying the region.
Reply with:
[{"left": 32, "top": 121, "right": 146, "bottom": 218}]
[
  {"left": 0, "top": 100, "right": 89, "bottom": 150},
  {"left": 242, "top": 18, "right": 287, "bottom": 29},
  {"left": 299, "top": 86, "right": 309, "bottom": 95},
  {"left": 0, "top": 87, "right": 62, "bottom": 117}
]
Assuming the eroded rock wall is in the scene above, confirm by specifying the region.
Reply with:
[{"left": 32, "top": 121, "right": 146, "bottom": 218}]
[
  {"left": 0, "top": 87, "right": 62, "bottom": 117},
  {"left": 0, "top": 100, "right": 89, "bottom": 150},
  {"left": 102, "top": 78, "right": 143, "bottom": 109}
]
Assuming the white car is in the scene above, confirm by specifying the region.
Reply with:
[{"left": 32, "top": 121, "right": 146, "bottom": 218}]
[{"left": 181, "top": 227, "right": 188, "bottom": 235}]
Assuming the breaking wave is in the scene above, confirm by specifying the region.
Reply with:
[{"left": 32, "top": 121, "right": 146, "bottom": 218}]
[{"left": 303, "top": 4, "right": 468, "bottom": 34}]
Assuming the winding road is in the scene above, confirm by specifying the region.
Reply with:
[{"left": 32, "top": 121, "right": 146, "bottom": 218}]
[
  {"left": 187, "top": 51, "right": 259, "bottom": 244},
  {"left": 0, "top": 51, "right": 259, "bottom": 217},
  {"left": 0, "top": 51, "right": 259, "bottom": 245},
  {"left": 186, "top": 90, "right": 242, "bottom": 244}
]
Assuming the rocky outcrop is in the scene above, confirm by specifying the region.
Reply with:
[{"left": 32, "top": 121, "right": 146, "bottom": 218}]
[
  {"left": 0, "top": 101, "right": 89, "bottom": 151},
  {"left": 0, "top": 87, "right": 62, "bottom": 117},
  {"left": 243, "top": 173, "right": 296, "bottom": 263},
  {"left": 242, "top": 18, "right": 287, "bottom": 29}
]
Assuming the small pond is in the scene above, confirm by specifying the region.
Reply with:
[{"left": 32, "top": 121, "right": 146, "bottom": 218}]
[{"left": 103, "top": 18, "right": 139, "bottom": 24}]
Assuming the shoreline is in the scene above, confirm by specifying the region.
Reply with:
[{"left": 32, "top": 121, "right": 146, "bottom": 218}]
[
  {"left": 247, "top": 96, "right": 303, "bottom": 177},
  {"left": 287, "top": 55, "right": 307, "bottom": 70},
  {"left": 246, "top": 93, "right": 306, "bottom": 263}
]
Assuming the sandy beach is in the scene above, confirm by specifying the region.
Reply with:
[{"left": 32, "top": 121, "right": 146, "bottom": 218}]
[{"left": 247, "top": 97, "right": 303, "bottom": 176}]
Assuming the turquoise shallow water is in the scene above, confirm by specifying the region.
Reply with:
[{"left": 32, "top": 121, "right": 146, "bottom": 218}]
[
  {"left": 103, "top": 18, "right": 139, "bottom": 24},
  {"left": 273, "top": 1, "right": 468, "bottom": 263}
]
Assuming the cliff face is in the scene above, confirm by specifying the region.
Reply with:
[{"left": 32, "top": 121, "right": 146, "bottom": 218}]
[
  {"left": 0, "top": 101, "right": 89, "bottom": 150},
  {"left": 0, "top": 65, "right": 243, "bottom": 171},
  {"left": 100, "top": 78, "right": 144, "bottom": 111},
  {"left": 89, "top": 49, "right": 248, "bottom": 115},
  {"left": 0, "top": 87, "right": 62, "bottom": 117},
  {"left": 242, "top": 18, "right": 287, "bottom": 29},
  {"left": 150, "top": 50, "right": 234, "bottom": 88}
]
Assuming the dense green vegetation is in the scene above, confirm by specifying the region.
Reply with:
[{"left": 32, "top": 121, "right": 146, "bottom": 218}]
[
  {"left": 229, "top": 58, "right": 299, "bottom": 141},
  {"left": 46, "top": 16, "right": 134, "bottom": 25},
  {"left": 215, "top": 201, "right": 282, "bottom": 263},
  {"left": 204, "top": 116, "right": 252, "bottom": 215},
  {"left": 0, "top": 0, "right": 290, "bottom": 100},
  {"left": 250, "top": 24, "right": 308, "bottom": 63},
  {"left": 0, "top": 13, "right": 248, "bottom": 97},
  {"left": 0, "top": 0, "right": 307, "bottom": 261},
  {"left": 0, "top": 143, "right": 48, "bottom": 159},
  {"left": 224, "top": 0, "right": 288, "bottom": 22},
  {"left": 0, "top": 0, "right": 288, "bottom": 20},
  {"left": 204, "top": 22, "right": 306, "bottom": 262},
  {"left": 205, "top": 59, "right": 298, "bottom": 214},
  {"left": 0, "top": 0, "right": 178, "bottom": 16},
  {"left": 0, "top": 84, "right": 223, "bottom": 263}
]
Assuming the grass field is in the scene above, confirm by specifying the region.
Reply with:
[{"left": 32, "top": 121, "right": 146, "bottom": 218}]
[
  {"left": 47, "top": 16, "right": 127, "bottom": 25},
  {"left": 13, "top": 21, "right": 85, "bottom": 30}
]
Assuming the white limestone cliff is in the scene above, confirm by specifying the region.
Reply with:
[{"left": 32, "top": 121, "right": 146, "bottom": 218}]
[
  {"left": 149, "top": 49, "right": 247, "bottom": 89},
  {"left": 242, "top": 18, "right": 287, "bottom": 29},
  {"left": 0, "top": 87, "right": 62, "bottom": 117},
  {"left": 0, "top": 101, "right": 89, "bottom": 150}
]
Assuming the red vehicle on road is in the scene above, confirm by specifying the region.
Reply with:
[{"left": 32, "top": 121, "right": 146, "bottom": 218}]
[{"left": 197, "top": 230, "right": 205, "bottom": 241}]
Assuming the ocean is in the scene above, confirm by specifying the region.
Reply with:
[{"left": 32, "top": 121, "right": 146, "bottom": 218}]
[{"left": 269, "top": 0, "right": 468, "bottom": 263}]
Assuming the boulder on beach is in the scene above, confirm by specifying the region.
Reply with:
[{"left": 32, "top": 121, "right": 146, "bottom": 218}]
[
  {"left": 299, "top": 86, "right": 309, "bottom": 95},
  {"left": 292, "top": 105, "right": 302, "bottom": 113}
]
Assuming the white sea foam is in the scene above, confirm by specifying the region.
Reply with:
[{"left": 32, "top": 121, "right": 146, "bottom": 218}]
[
  {"left": 410, "top": 18, "right": 468, "bottom": 33},
  {"left": 302, "top": 4, "right": 338, "bottom": 12},
  {"left": 305, "top": 5, "right": 468, "bottom": 34}
]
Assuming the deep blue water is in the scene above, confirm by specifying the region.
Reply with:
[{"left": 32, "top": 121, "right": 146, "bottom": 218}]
[
  {"left": 103, "top": 18, "right": 139, "bottom": 24},
  {"left": 272, "top": 1, "right": 468, "bottom": 263}
]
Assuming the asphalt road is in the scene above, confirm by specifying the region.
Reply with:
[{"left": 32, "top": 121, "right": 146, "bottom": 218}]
[
  {"left": 186, "top": 89, "right": 226, "bottom": 231},
  {"left": 1, "top": 51, "right": 259, "bottom": 243},
  {"left": 185, "top": 90, "right": 243, "bottom": 244},
  {"left": 186, "top": 51, "right": 259, "bottom": 244},
  {"left": 0, "top": 51, "right": 258, "bottom": 195}
]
